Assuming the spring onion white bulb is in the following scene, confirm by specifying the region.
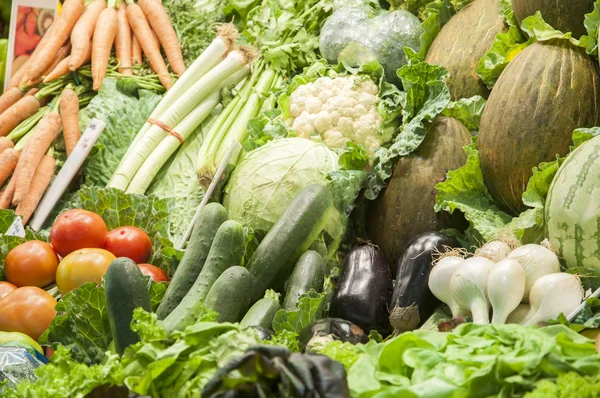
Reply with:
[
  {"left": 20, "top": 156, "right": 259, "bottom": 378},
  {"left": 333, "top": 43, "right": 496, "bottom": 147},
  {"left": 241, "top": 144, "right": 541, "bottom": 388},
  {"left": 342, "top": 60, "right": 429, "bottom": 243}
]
[
  {"left": 475, "top": 240, "right": 512, "bottom": 262},
  {"left": 451, "top": 257, "right": 495, "bottom": 324},
  {"left": 507, "top": 244, "right": 560, "bottom": 303},
  {"left": 506, "top": 304, "right": 530, "bottom": 324},
  {"left": 428, "top": 255, "right": 465, "bottom": 317},
  {"left": 487, "top": 259, "right": 525, "bottom": 324},
  {"left": 520, "top": 273, "right": 584, "bottom": 326}
]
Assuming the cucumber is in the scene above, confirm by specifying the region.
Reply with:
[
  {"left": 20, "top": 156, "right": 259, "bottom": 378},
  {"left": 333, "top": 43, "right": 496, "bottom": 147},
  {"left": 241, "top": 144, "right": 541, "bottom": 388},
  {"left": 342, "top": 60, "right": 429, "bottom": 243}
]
[
  {"left": 156, "top": 203, "right": 228, "bottom": 319},
  {"left": 282, "top": 250, "right": 326, "bottom": 310},
  {"left": 205, "top": 266, "right": 254, "bottom": 323},
  {"left": 246, "top": 184, "right": 333, "bottom": 301},
  {"left": 162, "top": 220, "right": 245, "bottom": 332},
  {"left": 240, "top": 297, "right": 281, "bottom": 329},
  {"left": 104, "top": 258, "right": 151, "bottom": 355}
]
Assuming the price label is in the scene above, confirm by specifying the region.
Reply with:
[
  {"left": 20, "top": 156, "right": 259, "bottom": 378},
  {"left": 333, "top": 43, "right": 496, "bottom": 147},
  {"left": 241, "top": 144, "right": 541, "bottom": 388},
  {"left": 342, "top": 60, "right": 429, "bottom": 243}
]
[{"left": 5, "top": 216, "right": 26, "bottom": 238}]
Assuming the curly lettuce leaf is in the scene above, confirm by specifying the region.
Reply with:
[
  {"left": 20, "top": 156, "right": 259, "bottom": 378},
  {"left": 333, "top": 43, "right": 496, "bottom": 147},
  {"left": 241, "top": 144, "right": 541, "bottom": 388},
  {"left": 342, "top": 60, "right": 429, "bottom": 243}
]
[
  {"left": 581, "top": 1, "right": 600, "bottom": 55},
  {"left": 525, "top": 372, "right": 600, "bottom": 398},
  {"left": 81, "top": 78, "right": 162, "bottom": 187},
  {"left": 442, "top": 95, "right": 486, "bottom": 131},
  {"left": 272, "top": 290, "right": 327, "bottom": 336}
]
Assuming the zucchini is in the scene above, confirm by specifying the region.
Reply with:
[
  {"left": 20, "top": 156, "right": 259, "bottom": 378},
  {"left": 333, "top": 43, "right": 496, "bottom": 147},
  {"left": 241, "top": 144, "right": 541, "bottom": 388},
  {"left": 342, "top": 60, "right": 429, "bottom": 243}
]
[
  {"left": 205, "top": 266, "right": 254, "bottom": 323},
  {"left": 104, "top": 257, "right": 152, "bottom": 355},
  {"left": 162, "top": 220, "right": 245, "bottom": 332},
  {"left": 283, "top": 250, "right": 326, "bottom": 310},
  {"left": 240, "top": 297, "right": 281, "bottom": 329},
  {"left": 246, "top": 184, "right": 333, "bottom": 301},
  {"left": 156, "top": 203, "right": 228, "bottom": 319}
]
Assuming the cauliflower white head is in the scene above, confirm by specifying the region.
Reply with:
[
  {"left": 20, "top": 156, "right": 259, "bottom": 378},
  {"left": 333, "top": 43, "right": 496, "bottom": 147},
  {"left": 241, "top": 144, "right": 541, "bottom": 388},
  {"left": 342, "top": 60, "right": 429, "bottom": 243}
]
[{"left": 286, "top": 75, "right": 390, "bottom": 154}]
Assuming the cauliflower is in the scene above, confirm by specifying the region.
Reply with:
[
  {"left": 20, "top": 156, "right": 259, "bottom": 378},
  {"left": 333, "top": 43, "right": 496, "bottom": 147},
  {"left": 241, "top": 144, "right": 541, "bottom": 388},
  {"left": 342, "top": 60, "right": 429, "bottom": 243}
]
[{"left": 286, "top": 75, "right": 389, "bottom": 154}]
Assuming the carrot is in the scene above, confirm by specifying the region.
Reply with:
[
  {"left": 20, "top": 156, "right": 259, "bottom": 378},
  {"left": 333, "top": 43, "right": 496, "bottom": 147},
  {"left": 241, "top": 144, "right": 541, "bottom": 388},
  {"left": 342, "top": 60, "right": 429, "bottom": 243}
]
[
  {"left": 0, "top": 177, "right": 16, "bottom": 209},
  {"left": 127, "top": 1, "right": 173, "bottom": 89},
  {"left": 92, "top": 4, "right": 118, "bottom": 91},
  {"left": 0, "top": 96, "right": 41, "bottom": 137},
  {"left": 0, "top": 88, "right": 25, "bottom": 116},
  {"left": 44, "top": 44, "right": 92, "bottom": 83},
  {"left": 138, "top": 0, "right": 186, "bottom": 75},
  {"left": 16, "top": 155, "right": 56, "bottom": 224},
  {"left": 60, "top": 89, "right": 80, "bottom": 157},
  {"left": 29, "top": 43, "right": 73, "bottom": 86},
  {"left": 116, "top": 6, "right": 133, "bottom": 75},
  {"left": 23, "top": 0, "right": 85, "bottom": 85},
  {"left": 0, "top": 138, "right": 15, "bottom": 155},
  {"left": 69, "top": 0, "right": 107, "bottom": 71},
  {"left": 12, "top": 112, "right": 61, "bottom": 205},
  {"left": 131, "top": 34, "right": 142, "bottom": 66},
  {"left": 10, "top": 23, "right": 55, "bottom": 89},
  {"left": 0, "top": 149, "right": 20, "bottom": 188}
]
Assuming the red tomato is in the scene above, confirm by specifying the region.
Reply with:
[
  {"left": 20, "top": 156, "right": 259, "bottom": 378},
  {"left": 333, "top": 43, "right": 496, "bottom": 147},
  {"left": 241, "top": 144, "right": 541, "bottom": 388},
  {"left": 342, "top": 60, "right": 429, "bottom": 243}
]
[
  {"left": 104, "top": 227, "right": 152, "bottom": 264},
  {"left": 0, "top": 286, "right": 56, "bottom": 340},
  {"left": 55, "top": 248, "right": 116, "bottom": 294},
  {"left": 4, "top": 241, "right": 59, "bottom": 287},
  {"left": 138, "top": 264, "right": 168, "bottom": 282},
  {"left": 46, "top": 346, "right": 55, "bottom": 359},
  {"left": 50, "top": 209, "right": 108, "bottom": 258},
  {"left": 0, "top": 282, "right": 17, "bottom": 300}
]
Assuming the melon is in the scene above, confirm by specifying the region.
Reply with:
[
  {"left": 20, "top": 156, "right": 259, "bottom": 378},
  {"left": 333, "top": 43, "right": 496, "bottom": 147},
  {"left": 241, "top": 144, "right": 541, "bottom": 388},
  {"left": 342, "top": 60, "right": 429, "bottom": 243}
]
[
  {"left": 546, "top": 135, "right": 600, "bottom": 270},
  {"left": 425, "top": 0, "right": 507, "bottom": 100},
  {"left": 367, "top": 117, "right": 471, "bottom": 273},
  {"left": 512, "top": 0, "right": 593, "bottom": 39},
  {"left": 478, "top": 40, "right": 600, "bottom": 215}
]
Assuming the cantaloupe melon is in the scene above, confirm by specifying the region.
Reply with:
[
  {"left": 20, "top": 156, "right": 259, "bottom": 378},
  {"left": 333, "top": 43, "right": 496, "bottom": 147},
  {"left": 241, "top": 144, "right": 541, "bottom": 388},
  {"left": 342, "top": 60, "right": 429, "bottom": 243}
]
[{"left": 512, "top": 0, "right": 593, "bottom": 39}]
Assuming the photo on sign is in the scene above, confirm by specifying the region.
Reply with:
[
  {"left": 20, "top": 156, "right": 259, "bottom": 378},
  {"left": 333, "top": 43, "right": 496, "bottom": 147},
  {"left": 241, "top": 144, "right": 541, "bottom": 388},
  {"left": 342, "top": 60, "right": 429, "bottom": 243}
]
[{"left": 11, "top": 6, "right": 54, "bottom": 78}]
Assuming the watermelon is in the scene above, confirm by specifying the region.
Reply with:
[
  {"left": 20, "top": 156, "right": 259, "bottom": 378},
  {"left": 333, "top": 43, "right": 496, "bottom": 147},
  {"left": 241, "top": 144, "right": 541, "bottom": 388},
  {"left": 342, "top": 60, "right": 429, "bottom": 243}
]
[
  {"left": 512, "top": 0, "right": 593, "bottom": 39},
  {"left": 478, "top": 40, "right": 600, "bottom": 215},
  {"left": 546, "top": 135, "right": 600, "bottom": 270},
  {"left": 426, "top": 0, "right": 507, "bottom": 100}
]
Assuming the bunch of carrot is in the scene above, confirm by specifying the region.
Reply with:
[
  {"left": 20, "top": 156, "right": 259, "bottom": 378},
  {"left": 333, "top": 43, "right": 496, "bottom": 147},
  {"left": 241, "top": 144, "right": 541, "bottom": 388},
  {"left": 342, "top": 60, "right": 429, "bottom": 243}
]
[{"left": 0, "top": 85, "right": 87, "bottom": 224}]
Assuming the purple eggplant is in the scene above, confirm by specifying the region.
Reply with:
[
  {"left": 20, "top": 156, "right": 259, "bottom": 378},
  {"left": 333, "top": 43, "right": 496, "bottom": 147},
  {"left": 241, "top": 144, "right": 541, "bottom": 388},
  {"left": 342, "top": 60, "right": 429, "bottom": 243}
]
[
  {"left": 390, "top": 232, "right": 460, "bottom": 334},
  {"left": 330, "top": 244, "right": 393, "bottom": 335}
]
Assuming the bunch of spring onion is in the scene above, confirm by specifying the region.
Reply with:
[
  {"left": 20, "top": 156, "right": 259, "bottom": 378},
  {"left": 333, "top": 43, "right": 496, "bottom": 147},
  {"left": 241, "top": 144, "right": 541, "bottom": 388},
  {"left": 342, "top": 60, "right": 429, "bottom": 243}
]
[{"left": 108, "top": 24, "right": 256, "bottom": 193}]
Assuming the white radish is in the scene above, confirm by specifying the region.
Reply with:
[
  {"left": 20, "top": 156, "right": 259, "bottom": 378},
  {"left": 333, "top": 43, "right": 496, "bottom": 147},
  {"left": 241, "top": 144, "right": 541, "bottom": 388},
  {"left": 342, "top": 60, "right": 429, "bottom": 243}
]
[
  {"left": 428, "top": 255, "right": 465, "bottom": 317},
  {"left": 451, "top": 257, "right": 495, "bottom": 324},
  {"left": 520, "top": 273, "right": 583, "bottom": 326},
  {"left": 507, "top": 243, "right": 560, "bottom": 303},
  {"left": 487, "top": 258, "right": 526, "bottom": 324}
]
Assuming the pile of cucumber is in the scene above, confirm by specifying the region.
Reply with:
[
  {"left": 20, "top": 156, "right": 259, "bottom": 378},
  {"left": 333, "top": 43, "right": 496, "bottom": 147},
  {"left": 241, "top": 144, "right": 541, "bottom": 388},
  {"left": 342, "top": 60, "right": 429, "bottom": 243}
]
[{"left": 103, "top": 184, "right": 335, "bottom": 351}]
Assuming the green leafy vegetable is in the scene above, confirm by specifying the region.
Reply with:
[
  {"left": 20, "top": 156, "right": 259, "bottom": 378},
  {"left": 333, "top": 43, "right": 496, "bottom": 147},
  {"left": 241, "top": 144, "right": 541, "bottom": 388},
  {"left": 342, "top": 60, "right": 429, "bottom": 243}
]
[
  {"left": 0, "top": 39, "right": 7, "bottom": 89},
  {"left": 442, "top": 95, "right": 486, "bottom": 131},
  {"left": 272, "top": 290, "right": 327, "bottom": 336},
  {"left": 525, "top": 372, "right": 600, "bottom": 398},
  {"left": 81, "top": 78, "right": 162, "bottom": 187}
]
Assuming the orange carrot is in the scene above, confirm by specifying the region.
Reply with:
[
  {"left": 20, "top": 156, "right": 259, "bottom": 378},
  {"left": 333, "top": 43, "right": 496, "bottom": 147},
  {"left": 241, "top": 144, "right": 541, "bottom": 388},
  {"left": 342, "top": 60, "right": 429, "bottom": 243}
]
[
  {"left": 0, "top": 88, "right": 25, "bottom": 116},
  {"left": 0, "top": 149, "right": 20, "bottom": 188},
  {"left": 60, "top": 89, "right": 80, "bottom": 157},
  {"left": 44, "top": 45, "right": 92, "bottom": 83},
  {"left": 0, "top": 138, "right": 15, "bottom": 154},
  {"left": 138, "top": 0, "right": 185, "bottom": 75},
  {"left": 0, "top": 177, "right": 16, "bottom": 209},
  {"left": 69, "top": 0, "right": 107, "bottom": 71},
  {"left": 127, "top": 2, "right": 173, "bottom": 89},
  {"left": 15, "top": 155, "right": 56, "bottom": 224},
  {"left": 116, "top": 6, "right": 133, "bottom": 75},
  {"left": 92, "top": 6, "right": 118, "bottom": 91},
  {"left": 12, "top": 112, "right": 61, "bottom": 205},
  {"left": 23, "top": 0, "right": 85, "bottom": 85},
  {"left": 131, "top": 34, "right": 142, "bottom": 66},
  {"left": 28, "top": 43, "right": 73, "bottom": 86},
  {"left": 10, "top": 23, "right": 55, "bottom": 89},
  {"left": 0, "top": 96, "right": 41, "bottom": 137}
]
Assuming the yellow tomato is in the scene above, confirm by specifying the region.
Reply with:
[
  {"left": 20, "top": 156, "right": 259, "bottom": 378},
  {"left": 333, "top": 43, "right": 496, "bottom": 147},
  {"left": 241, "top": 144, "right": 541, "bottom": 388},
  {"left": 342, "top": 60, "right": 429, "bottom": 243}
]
[{"left": 56, "top": 248, "right": 116, "bottom": 294}]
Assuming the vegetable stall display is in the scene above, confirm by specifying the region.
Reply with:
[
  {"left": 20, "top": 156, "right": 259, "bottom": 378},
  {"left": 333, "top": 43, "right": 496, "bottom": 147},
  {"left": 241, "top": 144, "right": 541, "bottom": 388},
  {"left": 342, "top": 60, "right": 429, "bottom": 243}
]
[{"left": 3, "top": 0, "right": 600, "bottom": 396}]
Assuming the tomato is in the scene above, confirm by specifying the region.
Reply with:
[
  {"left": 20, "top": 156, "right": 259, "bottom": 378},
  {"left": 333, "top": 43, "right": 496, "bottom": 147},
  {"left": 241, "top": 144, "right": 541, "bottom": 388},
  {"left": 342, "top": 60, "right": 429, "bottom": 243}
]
[
  {"left": 0, "top": 282, "right": 16, "bottom": 300},
  {"left": 4, "top": 241, "right": 59, "bottom": 287},
  {"left": 138, "top": 264, "right": 168, "bottom": 282},
  {"left": 0, "top": 331, "right": 44, "bottom": 354},
  {"left": 50, "top": 209, "right": 108, "bottom": 258},
  {"left": 46, "top": 346, "right": 55, "bottom": 359},
  {"left": 56, "top": 248, "right": 116, "bottom": 294},
  {"left": 0, "top": 286, "right": 56, "bottom": 340},
  {"left": 104, "top": 226, "right": 152, "bottom": 264}
]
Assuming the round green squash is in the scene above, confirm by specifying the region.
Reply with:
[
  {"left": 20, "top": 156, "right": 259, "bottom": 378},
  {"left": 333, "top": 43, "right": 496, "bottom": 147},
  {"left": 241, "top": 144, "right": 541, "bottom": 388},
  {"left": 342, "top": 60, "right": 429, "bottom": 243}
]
[
  {"left": 478, "top": 40, "right": 600, "bottom": 215},
  {"left": 546, "top": 135, "right": 600, "bottom": 270},
  {"left": 512, "top": 0, "right": 593, "bottom": 39},
  {"left": 367, "top": 117, "right": 471, "bottom": 273},
  {"left": 425, "top": 0, "right": 507, "bottom": 100}
]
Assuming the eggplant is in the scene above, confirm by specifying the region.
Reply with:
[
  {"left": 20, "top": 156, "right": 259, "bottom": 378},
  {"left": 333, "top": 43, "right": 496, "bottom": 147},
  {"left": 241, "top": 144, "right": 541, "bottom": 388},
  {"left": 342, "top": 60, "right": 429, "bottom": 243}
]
[
  {"left": 389, "top": 231, "right": 460, "bottom": 334},
  {"left": 330, "top": 244, "right": 394, "bottom": 335},
  {"left": 300, "top": 318, "right": 369, "bottom": 352}
]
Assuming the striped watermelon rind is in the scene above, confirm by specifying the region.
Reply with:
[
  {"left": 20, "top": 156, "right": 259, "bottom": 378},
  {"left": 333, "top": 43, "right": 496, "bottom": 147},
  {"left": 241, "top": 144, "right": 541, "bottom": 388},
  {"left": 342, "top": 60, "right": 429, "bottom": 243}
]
[{"left": 546, "top": 135, "right": 600, "bottom": 270}]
